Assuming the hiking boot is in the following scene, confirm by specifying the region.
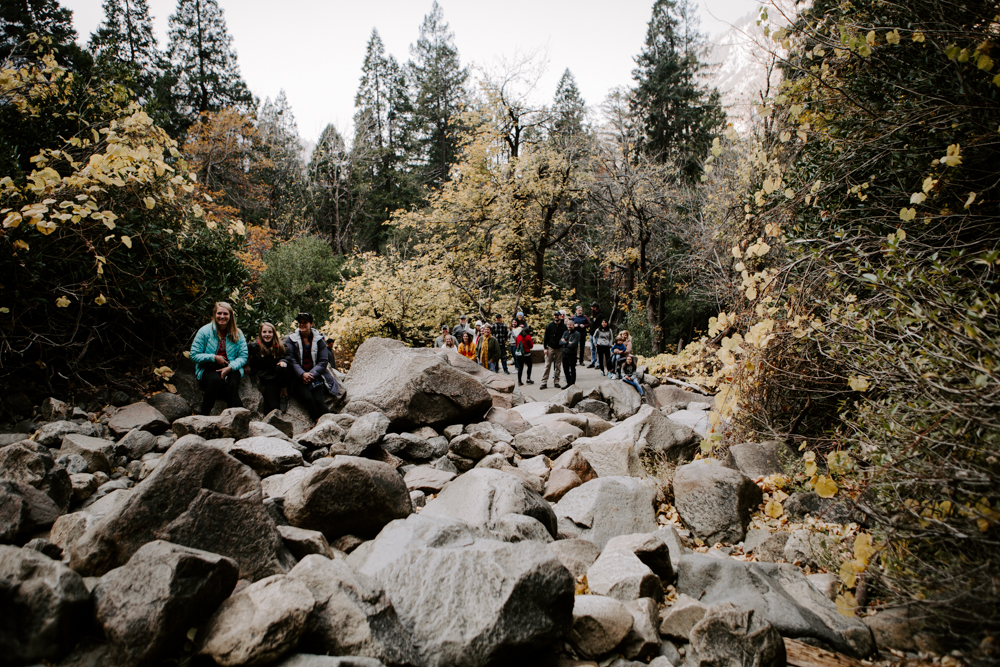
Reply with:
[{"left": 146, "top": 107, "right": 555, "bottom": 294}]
[
  {"left": 526, "top": 379, "right": 534, "bottom": 384},
  {"left": 279, "top": 395, "right": 289, "bottom": 412},
  {"left": 518, "top": 381, "right": 524, "bottom": 386},
  {"left": 554, "top": 383, "right": 561, "bottom": 389}
]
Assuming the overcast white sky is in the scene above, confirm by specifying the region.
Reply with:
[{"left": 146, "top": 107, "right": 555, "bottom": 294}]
[{"left": 62, "top": 0, "right": 761, "bottom": 144}]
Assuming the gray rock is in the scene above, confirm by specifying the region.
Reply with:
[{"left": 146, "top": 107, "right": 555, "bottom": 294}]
[
  {"left": 492, "top": 513, "right": 554, "bottom": 543},
  {"left": 402, "top": 465, "right": 455, "bottom": 493},
  {"left": 297, "top": 421, "right": 347, "bottom": 452},
  {"left": 665, "top": 410, "right": 709, "bottom": 438},
  {"left": 146, "top": 391, "right": 192, "bottom": 423},
  {"left": 250, "top": 420, "right": 295, "bottom": 442},
  {"left": 484, "top": 406, "right": 531, "bottom": 435},
  {"left": 604, "top": 532, "right": 674, "bottom": 582},
  {"left": 511, "top": 401, "right": 568, "bottom": 421},
  {"left": 262, "top": 467, "right": 313, "bottom": 501},
  {"left": 0, "top": 479, "right": 61, "bottom": 542},
  {"left": 344, "top": 412, "right": 391, "bottom": 455},
  {"left": 517, "top": 454, "right": 551, "bottom": 478},
  {"left": 34, "top": 420, "right": 102, "bottom": 447},
  {"left": 464, "top": 421, "right": 514, "bottom": 444},
  {"left": 442, "top": 424, "right": 464, "bottom": 439},
  {"left": 688, "top": 602, "right": 785, "bottom": 667},
  {"left": 675, "top": 554, "right": 876, "bottom": 658},
  {"left": 229, "top": 436, "right": 306, "bottom": 476},
  {"left": 513, "top": 422, "right": 582, "bottom": 458},
  {"left": 108, "top": 402, "right": 169, "bottom": 437},
  {"left": 40, "top": 397, "right": 72, "bottom": 421},
  {"left": 59, "top": 433, "right": 115, "bottom": 474},
  {"left": 659, "top": 593, "right": 707, "bottom": 639},
  {"left": 345, "top": 339, "right": 493, "bottom": 427},
  {"left": 171, "top": 414, "right": 223, "bottom": 439},
  {"left": 0, "top": 545, "right": 90, "bottom": 663},
  {"left": 218, "top": 407, "right": 253, "bottom": 440},
  {"left": 742, "top": 528, "right": 771, "bottom": 555},
  {"left": 49, "top": 488, "right": 132, "bottom": 554},
  {"left": 278, "top": 525, "right": 338, "bottom": 560},
  {"left": 622, "top": 597, "right": 661, "bottom": 661},
  {"left": 754, "top": 531, "right": 790, "bottom": 562},
  {"left": 290, "top": 555, "right": 419, "bottom": 665},
  {"left": 807, "top": 573, "right": 839, "bottom": 601},
  {"left": 783, "top": 528, "right": 832, "bottom": 566},
  {"left": 596, "top": 380, "right": 643, "bottom": 419},
  {"left": 409, "top": 490, "right": 425, "bottom": 508},
  {"left": 448, "top": 433, "right": 492, "bottom": 461},
  {"left": 117, "top": 428, "right": 158, "bottom": 460},
  {"left": 352, "top": 513, "right": 573, "bottom": 667},
  {"left": 94, "top": 540, "right": 239, "bottom": 666},
  {"left": 551, "top": 447, "right": 598, "bottom": 482},
  {"left": 576, "top": 398, "right": 612, "bottom": 421},
  {"left": 551, "top": 384, "right": 584, "bottom": 408},
  {"left": 284, "top": 456, "right": 412, "bottom": 541},
  {"left": 422, "top": 468, "right": 557, "bottom": 538},
  {"left": 154, "top": 432, "right": 176, "bottom": 453},
  {"left": 656, "top": 525, "right": 690, "bottom": 567},
  {"left": 70, "top": 473, "right": 99, "bottom": 502},
  {"left": 432, "top": 455, "right": 458, "bottom": 474},
  {"left": 56, "top": 452, "right": 89, "bottom": 474},
  {"left": 68, "top": 441, "right": 293, "bottom": 581},
  {"left": 547, "top": 538, "right": 601, "bottom": 579},
  {"left": 196, "top": 574, "right": 316, "bottom": 667},
  {"left": 318, "top": 412, "right": 357, "bottom": 430},
  {"left": 723, "top": 441, "right": 785, "bottom": 479},
  {"left": 672, "top": 460, "right": 762, "bottom": 544},
  {"left": 274, "top": 656, "right": 386, "bottom": 667},
  {"left": 568, "top": 594, "right": 634, "bottom": 659},
  {"left": 587, "top": 551, "right": 663, "bottom": 603},
  {"left": 554, "top": 477, "right": 657, "bottom": 549}
]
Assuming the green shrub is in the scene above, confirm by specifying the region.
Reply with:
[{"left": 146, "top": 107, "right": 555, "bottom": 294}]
[{"left": 255, "top": 236, "right": 343, "bottom": 327}]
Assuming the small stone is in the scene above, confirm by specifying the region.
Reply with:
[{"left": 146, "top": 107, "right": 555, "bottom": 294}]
[
  {"left": 587, "top": 551, "right": 663, "bottom": 603},
  {"left": 116, "top": 428, "right": 158, "bottom": 460},
  {"left": 659, "top": 593, "right": 707, "bottom": 639},
  {"left": 278, "top": 525, "right": 337, "bottom": 560},
  {"left": 107, "top": 402, "right": 169, "bottom": 437},
  {"left": 543, "top": 468, "right": 583, "bottom": 502},
  {"left": 569, "top": 595, "right": 634, "bottom": 659}
]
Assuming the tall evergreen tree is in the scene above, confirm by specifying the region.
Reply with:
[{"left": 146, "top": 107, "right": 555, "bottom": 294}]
[
  {"left": 0, "top": 0, "right": 91, "bottom": 71},
  {"left": 631, "top": 0, "right": 724, "bottom": 182},
  {"left": 89, "top": 0, "right": 159, "bottom": 84},
  {"left": 257, "top": 91, "right": 306, "bottom": 227},
  {"left": 166, "top": 0, "right": 253, "bottom": 121},
  {"left": 407, "top": 1, "right": 468, "bottom": 188},
  {"left": 352, "top": 29, "right": 418, "bottom": 250},
  {"left": 551, "top": 68, "right": 587, "bottom": 148},
  {"left": 308, "top": 124, "right": 358, "bottom": 254}
]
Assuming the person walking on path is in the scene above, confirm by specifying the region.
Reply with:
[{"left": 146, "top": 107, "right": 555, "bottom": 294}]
[
  {"left": 457, "top": 331, "right": 476, "bottom": 360},
  {"left": 492, "top": 313, "right": 510, "bottom": 374},
  {"left": 433, "top": 325, "right": 450, "bottom": 347},
  {"left": 285, "top": 312, "right": 339, "bottom": 420},
  {"left": 514, "top": 325, "right": 535, "bottom": 386},
  {"left": 560, "top": 322, "right": 581, "bottom": 387},
  {"left": 540, "top": 311, "right": 567, "bottom": 389},
  {"left": 475, "top": 324, "right": 502, "bottom": 372},
  {"left": 587, "top": 303, "right": 605, "bottom": 368},
  {"left": 594, "top": 319, "right": 615, "bottom": 376},
  {"left": 190, "top": 302, "right": 248, "bottom": 415},
  {"left": 570, "top": 306, "right": 591, "bottom": 366},
  {"left": 620, "top": 354, "right": 644, "bottom": 397},
  {"left": 248, "top": 322, "right": 290, "bottom": 414}
]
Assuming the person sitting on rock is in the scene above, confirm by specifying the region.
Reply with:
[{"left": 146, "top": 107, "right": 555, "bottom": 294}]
[
  {"left": 190, "top": 301, "right": 248, "bottom": 415},
  {"left": 620, "top": 354, "right": 644, "bottom": 397},
  {"left": 248, "top": 322, "right": 291, "bottom": 414},
  {"left": 475, "top": 324, "right": 501, "bottom": 372},
  {"left": 609, "top": 335, "right": 627, "bottom": 379},
  {"left": 457, "top": 330, "right": 476, "bottom": 360},
  {"left": 284, "top": 312, "right": 339, "bottom": 420}
]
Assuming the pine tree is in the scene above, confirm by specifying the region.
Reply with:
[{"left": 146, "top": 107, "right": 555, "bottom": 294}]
[
  {"left": 631, "top": 0, "right": 724, "bottom": 182},
  {"left": 308, "top": 124, "right": 358, "bottom": 254},
  {"left": 0, "top": 0, "right": 91, "bottom": 71},
  {"left": 257, "top": 91, "right": 306, "bottom": 227},
  {"left": 551, "top": 69, "right": 587, "bottom": 148},
  {"left": 166, "top": 0, "right": 253, "bottom": 120},
  {"left": 407, "top": 1, "right": 468, "bottom": 188},
  {"left": 352, "top": 29, "right": 419, "bottom": 250},
  {"left": 88, "top": 0, "right": 167, "bottom": 114}
]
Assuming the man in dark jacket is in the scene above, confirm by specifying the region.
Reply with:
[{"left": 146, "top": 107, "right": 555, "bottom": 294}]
[
  {"left": 492, "top": 314, "right": 510, "bottom": 374},
  {"left": 587, "top": 302, "right": 605, "bottom": 368},
  {"left": 560, "top": 323, "right": 581, "bottom": 387},
  {"left": 571, "top": 306, "right": 591, "bottom": 366},
  {"left": 540, "top": 311, "right": 567, "bottom": 389},
  {"left": 285, "top": 312, "right": 338, "bottom": 420}
]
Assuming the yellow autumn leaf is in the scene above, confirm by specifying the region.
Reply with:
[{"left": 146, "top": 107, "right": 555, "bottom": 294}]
[
  {"left": 121, "top": 235, "right": 132, "bottom": 249},
  {"left": 897, "top": 228, "right": 906, "bottom": 241},
  {"left": 0, "top": 307, "right": 9, "bottom": 314},
  {"left": 912, "top": 31, "right": 925, "bottom": 43},
  {"left": 899, "top": 208, "right": 916, "bottom": 221},
  {"left": 978, "top": 54, "right": 994, "bottom": 72},
  {"left": 848, "top": 376, "right": 871, "bottom": 391},
  {"left": 941, "top": 144, "right": 962, "bottom": 167},
  {"left": 886, "top": 29, "right": 901, "bottom": 45},
  {"left": 837, "top": 591, "right": 857, "bottom": 617},
  {"left": 55, "top": 296, "right": 70, "bottom": 308},
  {"left": 192, "top": 204, "right": 204, "bottom": 218},
  {"left": 784, "top": 188, "right": 795, "bottom": 199},
  {"left": 804, "top": 460, "right": 818, "bottom": 477},
  {"left": 36, "top": 220, "right": 57, "bottom": 235},
  {"left": 94, "top": 294, "right": 107, "bottom": 305},
  {"left": 144, "top": 197, "right": 156, "bottom": 209},
  {"left": 3, "top": 212, "right": 21, "bottom": 228},
  {"left": 13, "top": 239, "right": 29, "bottom": 251},
  {"left": 153, "top": 366, "right": 175, "bottom": 379},
  {"left": 910, "top": 192, "right": 926, "bottom": 204},
  {"left": 164, "top": 383, "right": 178, "bottom": 394},
  {"left": 854, "top": 532, "right": 876, "bottom": 565},
  {"left": 965, "top": 192, "right": 977, "bottom": 208},
  {"left": 840, "top": 560, "right": 858, "bottom": 588},
  {"left": 765, "top": 500, "right": 784, "bottom": 518},
  {"left": 815, "top": 475, "right": 839, "bottom": 498}
]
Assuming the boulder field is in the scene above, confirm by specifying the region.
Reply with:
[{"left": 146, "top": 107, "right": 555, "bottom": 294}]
[{"left": 0, "top": 339, "right": 886, "bottom": 666}]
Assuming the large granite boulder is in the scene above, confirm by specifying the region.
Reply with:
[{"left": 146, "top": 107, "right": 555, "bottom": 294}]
[
  {"left": 108, "top": 401, "right": 170, "bottom": 437},
  {"left": 344, "top": 338, "right": 492, "bottom": 427},
  {"left": 283, "top": 456, "right": 412, "bottom": 541},
  {"left": 676, "top": 554, "right": 876, "bottom": 658},
  {"left": 594, "top": 381, "right": 643, "bottom": 420},
  {"left": 512, "top": 422, "right": 582, "bottom": 458},
  {"left": 723, "top": 441, "right": 786, "bottom": 479},
  {"left": 688, "top": 602, "right": 785, "bottom": 667},
  {"left": 672, "top": 460, "right": 762, "bottom": 544},
  {"left": 0, "top": 545, "right": 91, "bottom": 663},
  {"left": 67, "top": 440, "right": 293, "bottom": 581},
  {"left": 0, "top": 442, "right": 72, "bottom": 512},
  {"left": 568, "top": 594, "right": 634, "bottom": 659},
  {"left": 229, "top": 437, "right": 306, "bottom": 476},
  {"left": 290, "top": 555, "right": 419, "bottom": 665},
  {"left": 554, "top": 477, "right": 658, "bottom": 549},
  {"left": 422, "top": 468, "right": 558, "bottom": 539},
  {"left": 349, "top": 513, "right": 574, "bottom": 667},
  {"left": 94, "top": 540, "right": 239, "bottom": 667},
  {"left": 196, "top": 574, "right": 316, "bottom": 667},
  {"left": 0, "top": 480, "right": 62, "bottom": 542}
]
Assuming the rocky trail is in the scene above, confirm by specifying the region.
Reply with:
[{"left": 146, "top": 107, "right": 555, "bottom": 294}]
[{"left": 0, "top": 338, "right": 914, "bottom": 666}]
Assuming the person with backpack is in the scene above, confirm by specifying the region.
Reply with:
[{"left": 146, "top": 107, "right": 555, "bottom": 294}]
[
  {"left": 514, "top": 325, "right": 535, "bottom": 386},
  {"left": 559, "top": 322, "right": 581, "bottom": 387}
]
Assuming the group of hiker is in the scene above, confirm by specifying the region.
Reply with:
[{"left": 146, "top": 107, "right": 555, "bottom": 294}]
[
  {"left": 192, "top": 300, "right": 646, "bottom": 419},
  {"left": 190, "top": 303, "right": 339, "bottom": 419}
]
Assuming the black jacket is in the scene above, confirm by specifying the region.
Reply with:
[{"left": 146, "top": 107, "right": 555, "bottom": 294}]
[
  {"left": 589, "top": 310, "right": 605, "bottom": 336},
  {"left": 247, "top": 341, "right": 286, "bottom": 382},
  {"left": 559, "top": 329, "right": 581, "bottom": 351},
  {"left": 543, "top": 320, "right": 567, "bottom": 349}
]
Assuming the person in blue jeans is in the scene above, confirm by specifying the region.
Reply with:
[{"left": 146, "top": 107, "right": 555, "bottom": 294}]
[{"left": 620, "top": 354, "right": 644, "bottom": 396}]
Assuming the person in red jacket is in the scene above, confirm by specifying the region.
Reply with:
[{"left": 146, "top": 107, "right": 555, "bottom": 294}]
[{"left": 514, "top": 325, "right": 535, "bottom": 386}]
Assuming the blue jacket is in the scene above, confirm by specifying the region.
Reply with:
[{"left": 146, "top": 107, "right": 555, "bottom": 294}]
[{"left": 191, "top": 322, "right": 249, "bottom": 380}]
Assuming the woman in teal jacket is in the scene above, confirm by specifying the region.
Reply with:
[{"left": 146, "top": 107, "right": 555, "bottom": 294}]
[{"left": 190, "top": 302, "right": 249, "bottom": 415}]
